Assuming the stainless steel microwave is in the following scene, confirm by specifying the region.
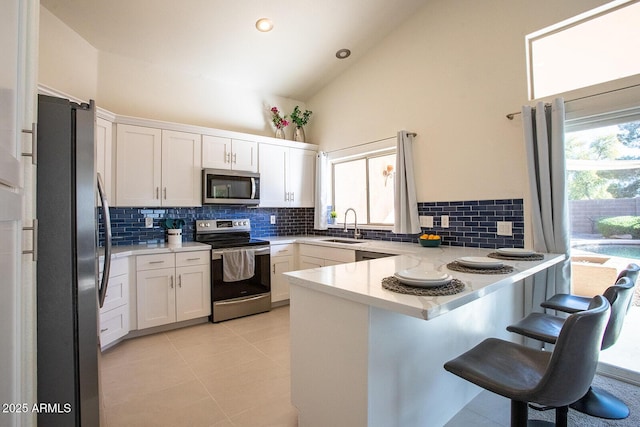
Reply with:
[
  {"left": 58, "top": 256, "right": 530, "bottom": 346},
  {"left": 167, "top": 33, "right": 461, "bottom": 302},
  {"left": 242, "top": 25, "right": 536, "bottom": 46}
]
[{"left": 202, "top": 169, "right": 260, "bottom": 205}]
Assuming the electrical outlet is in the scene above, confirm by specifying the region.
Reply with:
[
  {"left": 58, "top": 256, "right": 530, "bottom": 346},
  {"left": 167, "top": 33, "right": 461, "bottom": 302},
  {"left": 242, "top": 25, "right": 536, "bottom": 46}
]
[
  {"left": 145, "top": 217, "right": 153, "bottom": 228},
  {"left": 497, "top": 221, "right": 513, "bottom": 236},
  {"left": 419, "top": 216, "right": 434, "bottom": 228},
  {"left": 270, "top": 215, "right": 276, "bottom": 225},
  {"left": 441, "top": 215, "right": 449, "bottom": 228}
]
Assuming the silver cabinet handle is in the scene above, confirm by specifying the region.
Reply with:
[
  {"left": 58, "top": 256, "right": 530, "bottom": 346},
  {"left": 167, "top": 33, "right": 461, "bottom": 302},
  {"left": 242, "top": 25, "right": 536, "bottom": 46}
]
[
  {"left": 100, "top": 328, "right": 108, "bottom": 333},
  {"left": 233, "top": 153, "right": 237, "bottom": 164},
  {"left": 225, "top": 151, "right": 231, "bottom": 163},
  {"left": 21, "top": 122, "right": 37, "bottom": 165},
  {"left": 163, "top": 187, "right": 167, "bottom": 199},
  {"left": 156, "top": 187, "right": 159, "bottom": 199},
  {"left": 149, "top": 260, "right": 165, "bottom": 264},
  {"left": 178, "top": 274, "right": 182, "bottom": 288},
  {"left": 186, "top": 257, "right": 200, "bottom": 261},
  {"left": 291, "top": 192, "right": 294, "bottom": 202},
  {"left": 170, "top": 276, "right": 174, "bottom": 288}
]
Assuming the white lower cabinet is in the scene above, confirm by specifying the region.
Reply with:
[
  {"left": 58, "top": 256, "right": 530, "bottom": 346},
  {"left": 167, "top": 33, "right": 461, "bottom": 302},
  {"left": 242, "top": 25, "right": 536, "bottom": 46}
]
[
  {"left": 136, "top": 251, "right": 211, "bottom": 330},
  {"left": 270, "top": 243, "right": 296, "bottom": 303},
  {"left": 298, "top": 244, "right": 356, "bottom": 268},
  {"left": 99, "top": 257, "right": 130, "bottom": 349}
]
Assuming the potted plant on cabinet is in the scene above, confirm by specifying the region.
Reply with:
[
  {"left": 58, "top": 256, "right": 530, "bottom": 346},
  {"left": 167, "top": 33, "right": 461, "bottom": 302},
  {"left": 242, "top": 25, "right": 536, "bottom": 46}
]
[
  {"left": 162, "top": 218, "right": 185, "bottom": 246},
  {"left": 290, "top": 106, "right": 312, "bottom": 142},
  {"left": 270, "top": 106, "right": 289, "bottom": 139}
]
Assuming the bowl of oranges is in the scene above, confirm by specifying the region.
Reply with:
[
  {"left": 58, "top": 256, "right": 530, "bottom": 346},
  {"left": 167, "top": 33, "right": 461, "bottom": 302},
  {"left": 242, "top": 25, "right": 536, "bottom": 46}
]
[{"left": 419, "top": 234, "right": 441, "bottom": 247}]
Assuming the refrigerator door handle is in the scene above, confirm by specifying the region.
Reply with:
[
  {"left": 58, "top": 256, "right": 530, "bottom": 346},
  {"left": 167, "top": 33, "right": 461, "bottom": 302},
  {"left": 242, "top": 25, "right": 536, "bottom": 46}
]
[{"left": 97, "top": 173, "right": 112, "bottom": 308}]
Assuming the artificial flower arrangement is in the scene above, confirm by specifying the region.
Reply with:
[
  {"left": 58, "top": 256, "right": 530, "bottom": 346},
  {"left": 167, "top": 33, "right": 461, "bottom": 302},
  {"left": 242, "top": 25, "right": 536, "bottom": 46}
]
[
  {"left": 290, "top": 106, "right": 313, "bottom": 127},
  {"left": 270, "top": 107, "right": 290, "bottom": 130}
]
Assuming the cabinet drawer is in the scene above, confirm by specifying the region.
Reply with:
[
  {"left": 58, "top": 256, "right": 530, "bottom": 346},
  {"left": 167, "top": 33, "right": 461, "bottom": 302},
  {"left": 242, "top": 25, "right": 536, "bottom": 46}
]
[
  {"left": 100, "top": 304, "right": 130, "bottom": 349},
  {"left": 299, "top": 244, "right": 355, "bottom": 263},
  {"left": 101, "top": 273, "right": 129, "bottom": 313},
  {"left": 136, "top": 253, "right": 175, "bottom": 271},
  {"left": 176, "top": 250, "right": 210, "bottom": 267},
  {"left": 99, "top": 256, "right": 128, "bottom": 276},
  {"left": 271, "top": 243, "right": 295, "bottom": 257}
]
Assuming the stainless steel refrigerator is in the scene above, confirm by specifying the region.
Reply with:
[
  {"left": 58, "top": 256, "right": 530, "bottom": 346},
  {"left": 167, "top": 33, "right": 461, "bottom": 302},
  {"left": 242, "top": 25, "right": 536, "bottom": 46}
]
[{"left": 36, "top": 94, "right": 112, "bottom": 426}]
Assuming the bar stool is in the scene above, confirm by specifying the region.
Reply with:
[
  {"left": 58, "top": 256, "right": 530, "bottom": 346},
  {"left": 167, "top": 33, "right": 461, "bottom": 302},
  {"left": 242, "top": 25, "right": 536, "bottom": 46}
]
[
  {"left": 507, "top": 276, "right": 635, "bottom": 419},
  {"left": 541, "top": 263, "right": 638, "bottom": 313},
  {"left": 444, "top": 296, "right": 610, "bottom": 427}
]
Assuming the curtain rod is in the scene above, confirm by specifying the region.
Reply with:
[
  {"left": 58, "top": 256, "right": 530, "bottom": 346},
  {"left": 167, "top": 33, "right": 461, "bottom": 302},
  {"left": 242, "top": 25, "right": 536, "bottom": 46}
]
[
  {"left": 505, "top": 82, "right": 640, "bottom": 120},
  {"left": 325, "top": 132, "right": 417, "bottom": 154}
]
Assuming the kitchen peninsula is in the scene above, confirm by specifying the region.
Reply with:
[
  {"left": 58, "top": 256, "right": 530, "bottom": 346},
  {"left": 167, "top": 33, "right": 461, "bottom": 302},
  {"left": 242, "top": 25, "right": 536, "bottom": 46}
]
[{"left": 284, "top": 246, "right": 564, "bottom": 427}]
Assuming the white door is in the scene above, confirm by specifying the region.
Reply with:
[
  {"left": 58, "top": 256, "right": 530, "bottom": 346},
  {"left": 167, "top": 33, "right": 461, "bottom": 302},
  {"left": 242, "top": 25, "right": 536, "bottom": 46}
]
[
  {"left": 136, "top": 268, "right": 176, "bottom": 329},
  {"left": 115, "top": 124, "right": 162, "bottom": 206},
  {"left": 271, "top": 255, "right": 295, "bottom": 302},
  {"left": 231, "top": 139, "right": 258, "bottom": 172},
  {"left": 176, "top": 264, "right": 211, "bottom": 321},
  {"left": 161, "top": 130, "right": 201, "bottom": 206},
  {"left": 258, "top": 143, "right": 287, "bottom": 207},
  {"left": 288, "top": 148, "right": 316, "bottom": 207},
  {"left": 202, "top": 135, "right": 232, "bottom": 170}
]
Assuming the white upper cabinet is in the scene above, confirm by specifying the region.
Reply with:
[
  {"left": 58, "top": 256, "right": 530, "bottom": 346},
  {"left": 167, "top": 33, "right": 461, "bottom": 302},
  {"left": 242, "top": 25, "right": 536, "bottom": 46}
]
[
  {"left": 202, "top": 135, "right": 257, "bottom": 172},
  {"left": 115, "top": 124, "right": 201, "bottom": 207},
  {"left": 259, "top": 143, "right": 315, "bottom": 208},
  {"left": 96, "top": 117, "right": 114, "bottom": 201},
  {"left": 162, "top": 130, "right": 201, "bottom": 206}
]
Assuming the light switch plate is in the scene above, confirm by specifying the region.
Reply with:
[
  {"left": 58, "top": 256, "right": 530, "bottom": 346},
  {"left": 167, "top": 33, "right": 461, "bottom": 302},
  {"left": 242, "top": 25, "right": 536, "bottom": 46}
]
[
  {"left": 441, "top": 215, "right": 449, "bottom": 228},
  {"left": 497, "top": 221, "right": 513, "bottom": 236},
  {"left": 419, "top": 216, "right": 434, "bottom": 228},
  {"left": 145, "top": 217, "right": 153, "bottom": 228},
  {"left": 270, "top": 215, "right": 276, "bottom": 225}
]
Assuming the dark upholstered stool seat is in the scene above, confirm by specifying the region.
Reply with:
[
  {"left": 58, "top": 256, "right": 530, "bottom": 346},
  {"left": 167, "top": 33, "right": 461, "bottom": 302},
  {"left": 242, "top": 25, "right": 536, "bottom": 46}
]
[
  {"left": 506, "top": 312, "right": 563, "bottom": 344},
  {"left": 445, "top": 296, "right": 610, "bottom": 427},
  {"left": 541, "top": 263, "right": 639, "bottom": 314},
  {"left": 507, "top": 275, "right": 636, "bottom": 420}
]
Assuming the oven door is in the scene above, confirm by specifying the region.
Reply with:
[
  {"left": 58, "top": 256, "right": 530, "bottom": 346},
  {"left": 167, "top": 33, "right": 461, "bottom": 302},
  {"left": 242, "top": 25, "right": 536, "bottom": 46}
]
[{"left": 211, "top": 246, "right": 271, "bottom": 322}]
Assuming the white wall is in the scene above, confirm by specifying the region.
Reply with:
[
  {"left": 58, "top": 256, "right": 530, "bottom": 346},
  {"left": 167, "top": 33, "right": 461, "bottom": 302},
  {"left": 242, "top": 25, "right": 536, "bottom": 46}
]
[
  {"left": 38, "top": 6, "right": 307, "bottom": 138},
  {"left": 38, "top": 7, "right": 98, "bottom": 102},
  {"left": 307, "top": 0, "right": 610, "bottom": 203}
]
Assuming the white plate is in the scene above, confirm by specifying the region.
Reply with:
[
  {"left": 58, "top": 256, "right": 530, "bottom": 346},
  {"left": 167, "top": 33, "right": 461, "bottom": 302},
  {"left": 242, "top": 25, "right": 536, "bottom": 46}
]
[
  {"left": 457, "top": 257, "right": 504, "bottom": 269},
  {"left": 496, "top": 248, "right": 536, "bottom": 257},
  {"left": 395, "top": 274, "right": 453, "bottom": 288},
  {"left": 395, "top": 268, "right": 449, "bottom": 282}
]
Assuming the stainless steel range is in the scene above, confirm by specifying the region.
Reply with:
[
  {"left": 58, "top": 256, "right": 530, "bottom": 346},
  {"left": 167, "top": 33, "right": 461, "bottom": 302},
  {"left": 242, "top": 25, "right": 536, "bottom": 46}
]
[{"left": 194, "top": 219, "right": 271, "bottom": 322}]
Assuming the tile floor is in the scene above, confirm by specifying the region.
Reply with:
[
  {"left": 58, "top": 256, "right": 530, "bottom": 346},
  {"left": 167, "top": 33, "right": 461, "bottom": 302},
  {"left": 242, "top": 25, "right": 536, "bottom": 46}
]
[{"left": 100, "top": 304, "right": 513, "bottom": 427}]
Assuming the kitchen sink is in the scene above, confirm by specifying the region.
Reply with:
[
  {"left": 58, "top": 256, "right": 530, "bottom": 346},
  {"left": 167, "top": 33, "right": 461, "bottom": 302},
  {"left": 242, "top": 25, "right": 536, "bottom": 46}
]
[{"left": 320, "top": 238, "right": 363, "bottom": 244}]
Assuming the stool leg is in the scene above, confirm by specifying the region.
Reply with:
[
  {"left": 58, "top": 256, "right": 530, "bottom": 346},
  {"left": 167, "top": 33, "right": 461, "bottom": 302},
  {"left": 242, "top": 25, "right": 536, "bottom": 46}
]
[
  {"left": 555, "top": 405, "right": 568, "bottom": 427},
  {"left": 511, "top": 400, "right": 528, "bottom": 427}
]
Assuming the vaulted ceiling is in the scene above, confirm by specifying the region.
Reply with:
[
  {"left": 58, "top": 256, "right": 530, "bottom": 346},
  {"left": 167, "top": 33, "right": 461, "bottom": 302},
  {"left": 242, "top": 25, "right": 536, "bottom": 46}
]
[{"left": 41, "top": 0, "right": 427, "bottom": 100}]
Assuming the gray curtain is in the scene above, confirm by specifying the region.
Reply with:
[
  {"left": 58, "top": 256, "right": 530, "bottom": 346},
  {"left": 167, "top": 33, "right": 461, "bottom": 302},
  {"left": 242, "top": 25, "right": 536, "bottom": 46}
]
[
  {"left": 393, "top": 131, "right": 421, "bottom": 234},
  {"left": 522, "top": 98, "right": 571, "bottom": 325}
]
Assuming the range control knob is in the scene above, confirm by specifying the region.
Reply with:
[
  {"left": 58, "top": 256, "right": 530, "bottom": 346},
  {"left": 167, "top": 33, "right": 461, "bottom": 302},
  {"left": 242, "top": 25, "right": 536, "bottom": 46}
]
[{"left": 243, "top": 221, "right": 248, "bottom": 226}]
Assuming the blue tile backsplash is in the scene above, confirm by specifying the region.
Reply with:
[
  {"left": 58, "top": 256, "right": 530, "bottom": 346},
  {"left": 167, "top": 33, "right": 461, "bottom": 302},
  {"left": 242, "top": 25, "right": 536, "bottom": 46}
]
[{"left": 100, "top": 198, "right": 524, "bottom": 249}]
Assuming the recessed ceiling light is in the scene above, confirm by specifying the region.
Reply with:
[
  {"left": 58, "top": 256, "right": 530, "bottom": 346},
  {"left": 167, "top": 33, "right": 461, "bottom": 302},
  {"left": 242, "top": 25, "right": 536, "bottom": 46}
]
[
  {"left": 336, "top": 48, "right": 351, "bottom": 59},
  {"left": 255, "top": 18, "right": 273, "bottom": 32}
]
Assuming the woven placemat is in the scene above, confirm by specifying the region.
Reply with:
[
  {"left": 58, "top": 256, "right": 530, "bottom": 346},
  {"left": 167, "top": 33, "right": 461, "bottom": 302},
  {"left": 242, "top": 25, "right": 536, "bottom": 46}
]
[
  {"left": 446, "top": 261, "right": 514, "bottom": 274},
  {"left": 382, "top": 276, "right": 465, "bottom": 296},
  {"left": 487, "top": 252, "right": 544, "bottom": 261}
]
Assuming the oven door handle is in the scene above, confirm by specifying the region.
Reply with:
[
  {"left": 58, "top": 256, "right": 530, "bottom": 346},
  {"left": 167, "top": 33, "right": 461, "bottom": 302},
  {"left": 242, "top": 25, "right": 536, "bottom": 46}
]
[
  {"left": 211, "top": 246, "right": 270, "bottom": 259},
  {"left": 216, "top": 294, "right": 269, "bottom": 305}
]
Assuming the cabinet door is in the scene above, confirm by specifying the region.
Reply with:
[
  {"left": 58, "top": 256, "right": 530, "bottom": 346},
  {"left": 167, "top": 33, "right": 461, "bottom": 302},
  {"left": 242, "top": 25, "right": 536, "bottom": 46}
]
[
  {"left": 202, "top": 135, "right": 231, "bottom": 170},
  {"left": 96, "top": 117, "right": 113, "bottom": 201},
  {"left": 231, "top": 139, "right": 258, "bottom": 172},
  {"left": 100, "top": 305, "right": 129, "bottom": 350},
  {"left": 136, "top": 267, "right": 176, "bottom": 329},
  {"left": 258, "top": 143, "right": 287, "bottom": 207},
  {"left": 176, "top": 264, "right": 211, "bottom": 321},
  {"left": 271, "top": 255, "right": 295, "bottom": 303},
  {"left": 116, "top": 124, "right": 162, "bottom": 206},
  {"left": 288, "top": 148, "right": 316, "bottom": 207},
  {"left": 161, "top": 130, "right": 201, "bottom": 206}
]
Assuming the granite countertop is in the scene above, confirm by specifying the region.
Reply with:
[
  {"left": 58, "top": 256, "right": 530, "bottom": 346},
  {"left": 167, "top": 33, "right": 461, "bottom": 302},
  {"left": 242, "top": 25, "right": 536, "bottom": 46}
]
[{"left": 284, "top": 244, "right": 565, "bottom": 321}]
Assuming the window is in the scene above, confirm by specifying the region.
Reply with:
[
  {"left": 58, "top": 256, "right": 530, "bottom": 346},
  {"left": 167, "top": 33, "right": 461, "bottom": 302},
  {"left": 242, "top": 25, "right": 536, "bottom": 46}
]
[
  {"left": 331, "top": 150, "right": 396, "bottom": 226},
  {"left": 527, "top": 0, "right": 640, "bottom": 99}
]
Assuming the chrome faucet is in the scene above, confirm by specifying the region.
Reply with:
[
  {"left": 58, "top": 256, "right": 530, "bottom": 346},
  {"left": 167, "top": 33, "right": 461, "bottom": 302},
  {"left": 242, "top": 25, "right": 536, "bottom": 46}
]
[{"left": 343, "top": 208, "right": 362, "bottom": 239}]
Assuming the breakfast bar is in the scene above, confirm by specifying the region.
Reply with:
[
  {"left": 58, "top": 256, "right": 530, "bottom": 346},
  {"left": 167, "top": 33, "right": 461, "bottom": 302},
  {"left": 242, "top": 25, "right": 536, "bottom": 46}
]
[{"left": 285, "top": 246, "right": 565, "bottom": 427}]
